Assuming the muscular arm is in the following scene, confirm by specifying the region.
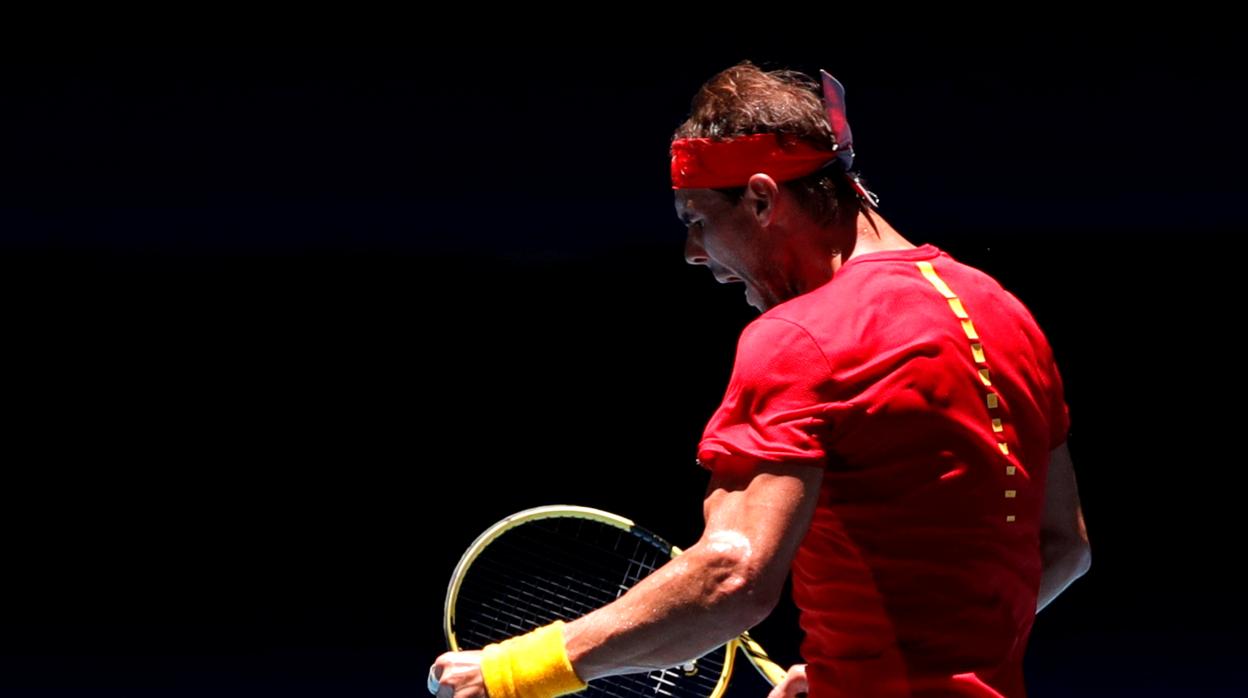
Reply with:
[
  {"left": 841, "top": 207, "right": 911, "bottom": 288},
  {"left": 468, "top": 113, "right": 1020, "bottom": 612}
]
[
  {"left": 1037, "top": 442, "right": 1091, "bottom": 612},
  {"left": 564, "top": 463, "right": 823, "bottom": 681}
]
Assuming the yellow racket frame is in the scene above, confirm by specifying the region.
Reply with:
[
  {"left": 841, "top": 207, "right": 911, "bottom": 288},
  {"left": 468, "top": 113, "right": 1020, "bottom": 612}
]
[{"left": 442, "top": 505, "right": 789, "bottom": 698}]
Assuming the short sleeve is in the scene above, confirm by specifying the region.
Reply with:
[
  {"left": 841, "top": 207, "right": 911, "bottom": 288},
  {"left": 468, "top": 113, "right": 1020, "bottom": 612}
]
[{"left": 697, "top": 318, "right": 831, "bottom": 476}]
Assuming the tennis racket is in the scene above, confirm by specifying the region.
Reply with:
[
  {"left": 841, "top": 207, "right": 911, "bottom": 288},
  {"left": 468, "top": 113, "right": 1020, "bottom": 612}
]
[{"left": 433, "top": 505, "right": 788, "bottom": 698}]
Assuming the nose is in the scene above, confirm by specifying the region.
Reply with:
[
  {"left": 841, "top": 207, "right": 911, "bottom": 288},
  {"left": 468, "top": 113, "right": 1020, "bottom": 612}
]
[{"left": 684, "top": 231, "right": 709, "bottom": 266}]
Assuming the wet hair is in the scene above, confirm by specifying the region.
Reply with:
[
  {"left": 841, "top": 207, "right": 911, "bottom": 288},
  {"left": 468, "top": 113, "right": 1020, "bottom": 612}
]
[{"left": 673, "top": 61, "right": 867, "bottom": 228}]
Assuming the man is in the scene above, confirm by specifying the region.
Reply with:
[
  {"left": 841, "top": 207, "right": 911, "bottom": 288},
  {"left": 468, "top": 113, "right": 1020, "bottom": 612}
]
[{"left": 432, "top": 61, "right": 1090, "bottom": 698}]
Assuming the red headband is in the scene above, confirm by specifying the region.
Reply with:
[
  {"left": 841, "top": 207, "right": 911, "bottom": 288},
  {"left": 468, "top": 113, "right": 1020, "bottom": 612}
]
[
  {"left": 669, "top": 70, "right": 878, "bottom": 211},
  {"left": 669, "top": 135, "right": 837, "bottom": 190}
]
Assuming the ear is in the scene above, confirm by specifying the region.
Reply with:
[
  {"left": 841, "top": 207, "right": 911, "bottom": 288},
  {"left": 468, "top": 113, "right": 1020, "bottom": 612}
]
[{"left": 744, "top": 173, "right": 780, "bottom": 227}]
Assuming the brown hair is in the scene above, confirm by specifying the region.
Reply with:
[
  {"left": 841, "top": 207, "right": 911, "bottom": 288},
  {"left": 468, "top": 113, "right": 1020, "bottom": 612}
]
[{"left": 673, "top": 61, "right": 866, "bottom": 228}]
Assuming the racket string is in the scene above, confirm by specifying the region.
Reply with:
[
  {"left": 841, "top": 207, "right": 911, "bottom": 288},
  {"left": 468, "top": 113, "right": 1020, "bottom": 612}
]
[{"left": 453, "top": 516, "right": 727, "bottom": 698}]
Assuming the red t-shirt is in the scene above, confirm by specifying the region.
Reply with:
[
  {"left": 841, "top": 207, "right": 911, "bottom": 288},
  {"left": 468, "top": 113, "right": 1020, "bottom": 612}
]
[{"left": 698, "top": 245, "right": 1069, "bottom": 698}]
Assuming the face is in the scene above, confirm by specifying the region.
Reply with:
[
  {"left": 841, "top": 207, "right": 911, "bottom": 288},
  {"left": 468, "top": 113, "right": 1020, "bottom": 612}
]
[{"left": 675, "top": 187, "right": 777, "bottom": 312}]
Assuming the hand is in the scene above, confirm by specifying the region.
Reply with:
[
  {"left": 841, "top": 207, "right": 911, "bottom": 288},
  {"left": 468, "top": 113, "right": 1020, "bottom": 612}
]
[
  {"left": 766, "top": 663, "right": 808, "bottom": 698},
  {"left": 430, "top": 650, "right": 488, "bottom": 698}
]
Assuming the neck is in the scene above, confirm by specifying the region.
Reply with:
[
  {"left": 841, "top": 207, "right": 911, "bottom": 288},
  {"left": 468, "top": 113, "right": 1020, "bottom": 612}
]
[
  {"left": 768, "top": 207, "right": 916, "bottom": 307},
  {"left": 830, "top": 208, "right": 915, "bottom": 274}
]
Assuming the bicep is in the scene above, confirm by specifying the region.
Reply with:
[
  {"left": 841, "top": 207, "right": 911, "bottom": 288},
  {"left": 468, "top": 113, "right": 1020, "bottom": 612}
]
[
  {"left": 1041, "top": 442, "right": 1089, "bottom": 545},
  {"left": 698, "top": 463, "right": 824, "bottom": 607}
]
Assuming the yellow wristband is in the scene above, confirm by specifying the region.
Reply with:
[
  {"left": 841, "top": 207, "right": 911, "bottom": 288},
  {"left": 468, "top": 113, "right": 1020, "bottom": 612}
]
[{"left": 480, "top": 621, "right": 587, "bottom": 698}]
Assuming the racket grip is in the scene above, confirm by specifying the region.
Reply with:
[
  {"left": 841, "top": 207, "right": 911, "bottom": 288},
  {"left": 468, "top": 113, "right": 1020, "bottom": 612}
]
[{"left": 428, "top": 666, "right": 440, "bottom": 694}]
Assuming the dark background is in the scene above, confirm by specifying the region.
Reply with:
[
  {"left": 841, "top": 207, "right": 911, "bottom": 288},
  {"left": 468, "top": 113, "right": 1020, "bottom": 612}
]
[{"left": 2, "top": 17, "right": 1244, "bottom": 697}]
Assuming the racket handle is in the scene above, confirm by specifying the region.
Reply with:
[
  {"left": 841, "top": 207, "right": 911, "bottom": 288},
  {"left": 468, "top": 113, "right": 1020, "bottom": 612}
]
[{"left": 428, "top": 666, "right": 441, "bottom": 694}]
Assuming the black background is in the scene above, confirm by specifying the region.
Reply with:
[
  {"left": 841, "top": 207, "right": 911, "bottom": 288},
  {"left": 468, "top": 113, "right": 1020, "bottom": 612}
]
[{"left": 2, "top": 16, "right": 1244, "bottom": 697}]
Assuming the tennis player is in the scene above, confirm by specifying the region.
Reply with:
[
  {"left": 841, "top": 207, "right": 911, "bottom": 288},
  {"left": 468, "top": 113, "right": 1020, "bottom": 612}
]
[{"left": 431, "top": 61, "right": 1090, "bottom": 698}]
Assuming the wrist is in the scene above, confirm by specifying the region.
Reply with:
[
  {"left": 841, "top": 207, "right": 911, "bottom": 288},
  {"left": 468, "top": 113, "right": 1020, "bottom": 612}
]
[{"left": 480, "top": 621, "right": 587, "bottom": 698}]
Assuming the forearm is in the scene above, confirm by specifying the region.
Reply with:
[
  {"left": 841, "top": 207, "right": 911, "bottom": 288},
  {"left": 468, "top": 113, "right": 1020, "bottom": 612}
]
[
  {"left": 563, "top": 539, "right": 770, "bottom": 682},
  {"left": 1037, "top": 537, "right": 1091, "bottom": 612},
  {"left": 440, "top": 466, "right": 820, "bottom": 698}
]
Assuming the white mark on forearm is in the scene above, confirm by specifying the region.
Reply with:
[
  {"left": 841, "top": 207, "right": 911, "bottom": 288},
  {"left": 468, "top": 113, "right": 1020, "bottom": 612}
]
[{"left": 707, "top": 530, "right": 752, "bottom": 558}]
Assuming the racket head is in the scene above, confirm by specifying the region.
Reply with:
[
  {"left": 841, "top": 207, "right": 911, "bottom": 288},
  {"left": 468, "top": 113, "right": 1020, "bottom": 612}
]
[{"left": 443, "top": 505, "right": 734, "bottom": 698}]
